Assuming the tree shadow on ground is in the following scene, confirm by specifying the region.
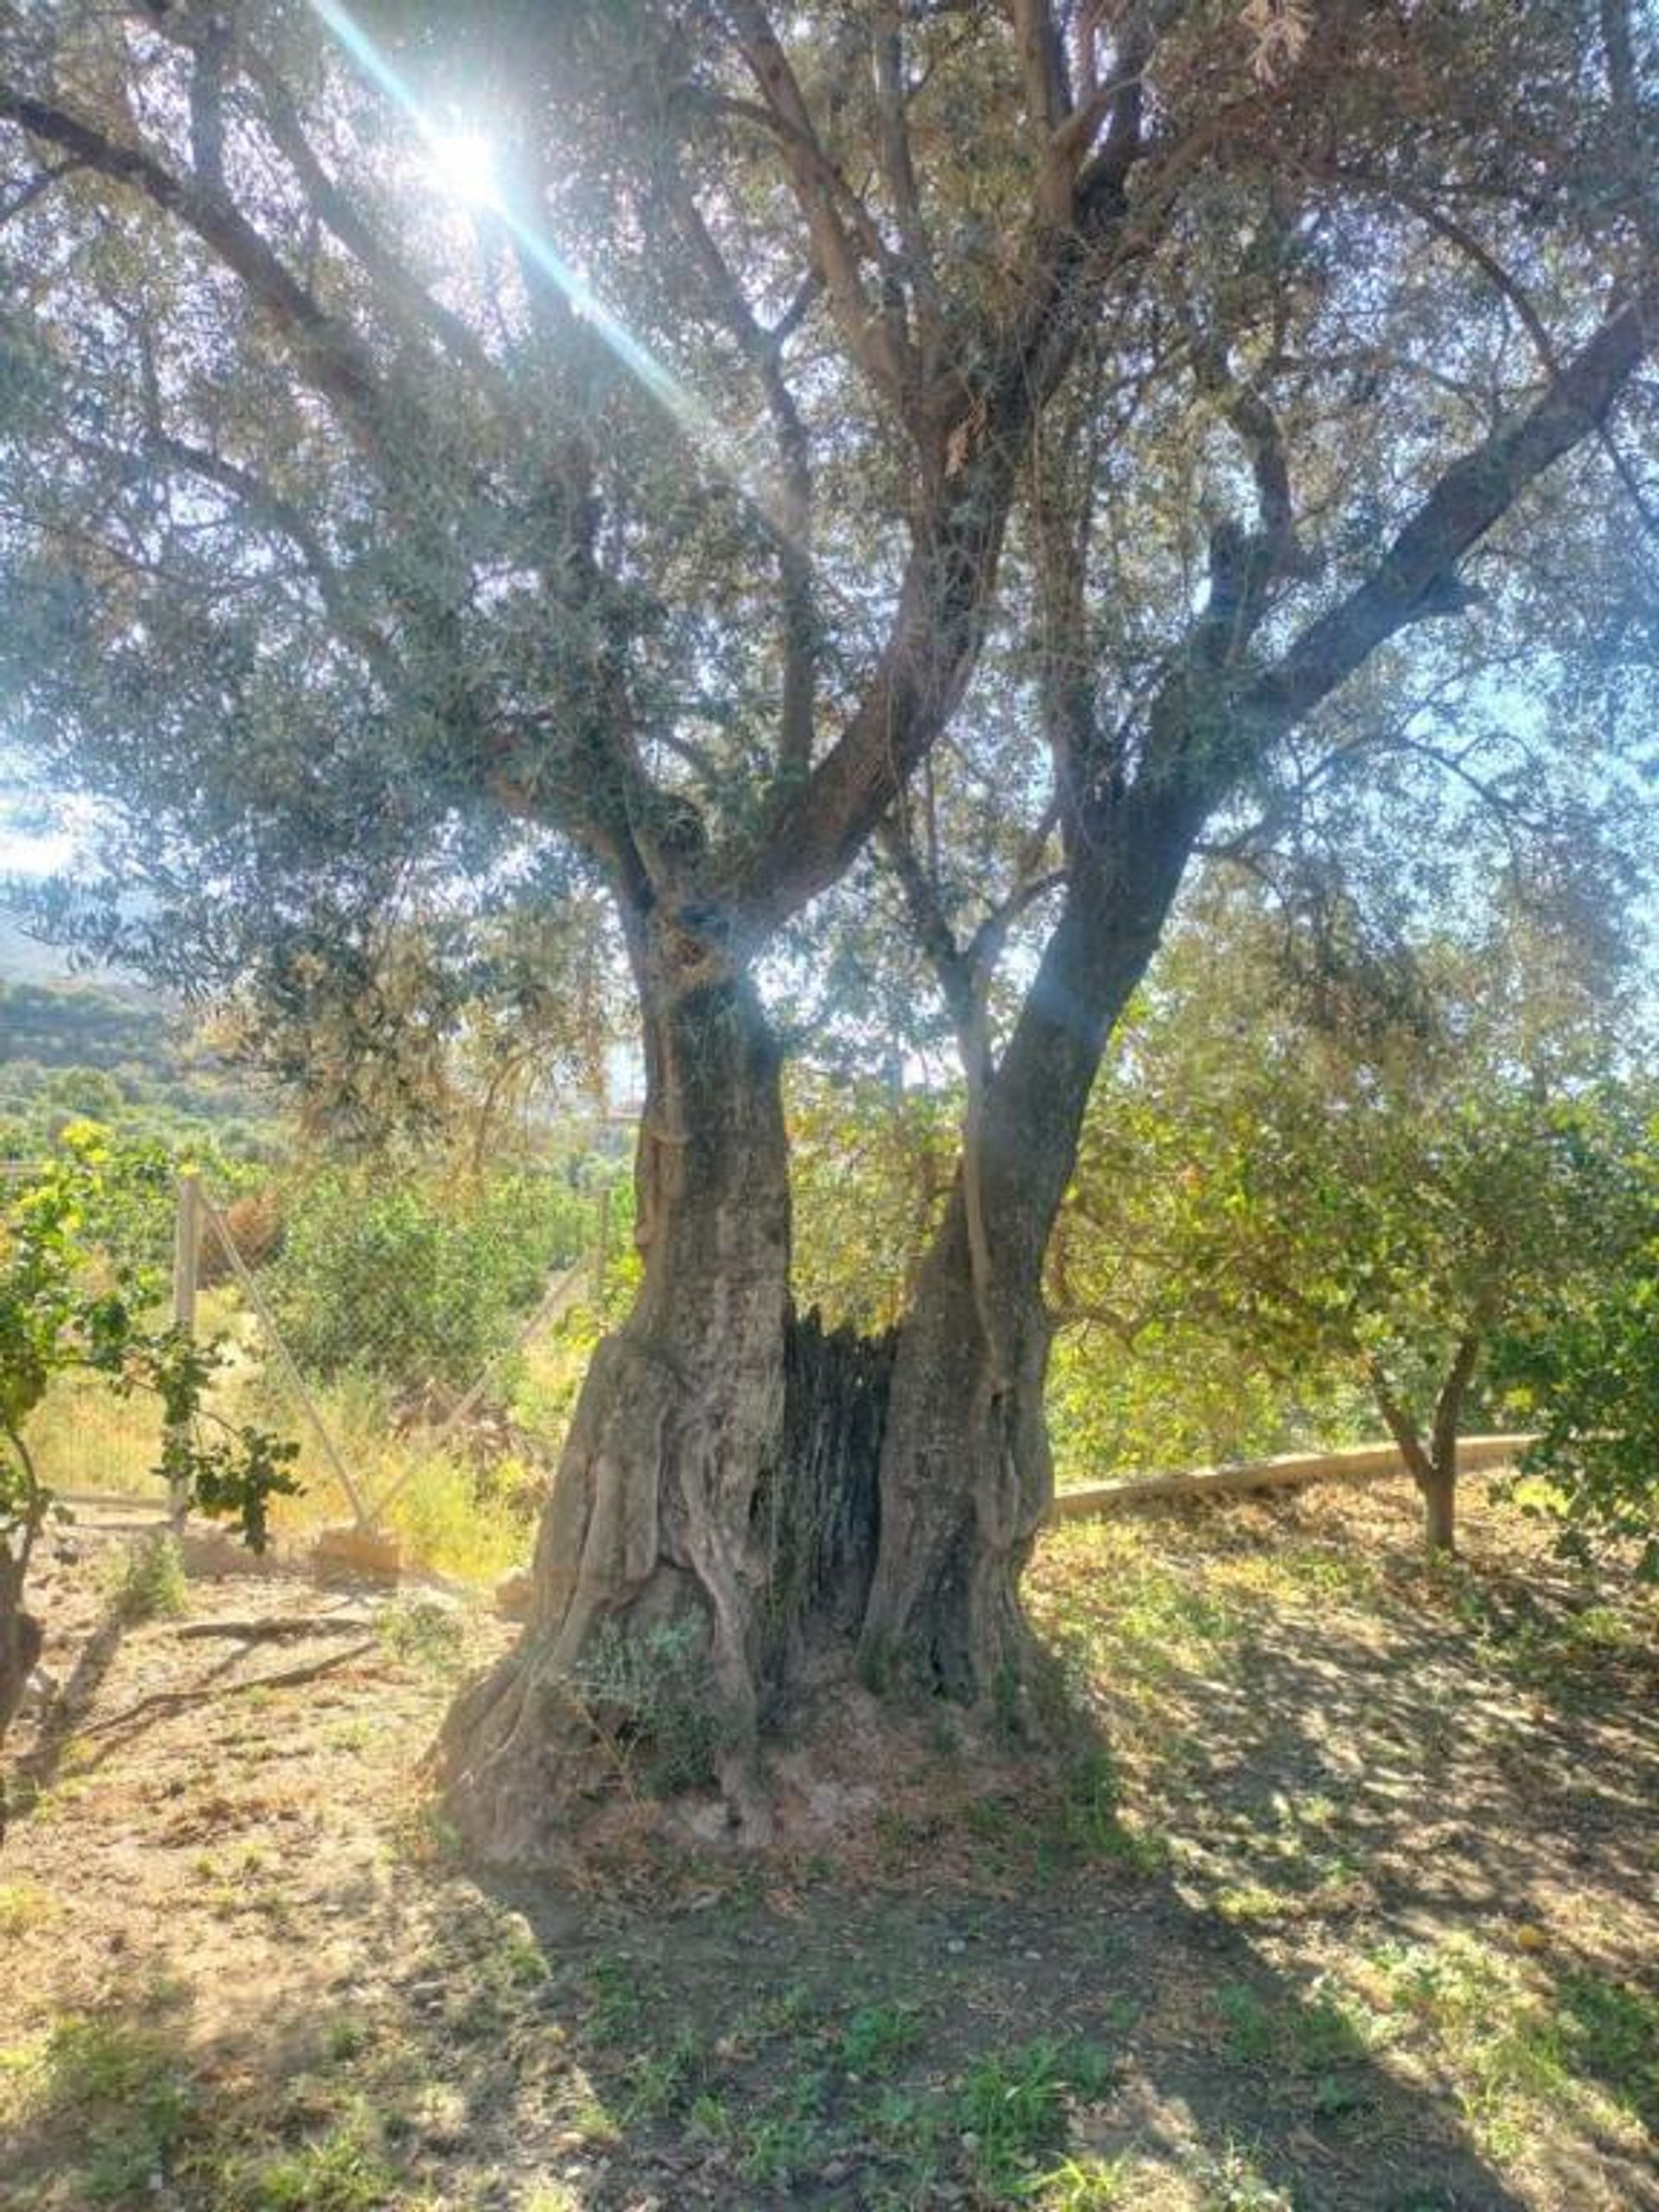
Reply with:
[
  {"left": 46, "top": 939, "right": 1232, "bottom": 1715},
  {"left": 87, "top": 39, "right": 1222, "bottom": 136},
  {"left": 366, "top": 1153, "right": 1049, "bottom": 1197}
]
[
  {"left": 1018, "top": 1484, "right": 1659, "bottom": 2209},
  {"left": 7, "top": 1599, "right": 129, "bottom": 1819},
  {"left": 2, "top": 1488, "right": 1652, "bottom": 2211},
  {"left": 464, "top": 1799, "right": 1538, "bottom": 2209}
]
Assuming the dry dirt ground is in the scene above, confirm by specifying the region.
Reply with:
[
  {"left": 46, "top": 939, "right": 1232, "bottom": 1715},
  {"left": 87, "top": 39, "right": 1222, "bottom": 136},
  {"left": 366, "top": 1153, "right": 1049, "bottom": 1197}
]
[{"left": 1, "top": 1479, "right": 1654, "bottom": 2212}]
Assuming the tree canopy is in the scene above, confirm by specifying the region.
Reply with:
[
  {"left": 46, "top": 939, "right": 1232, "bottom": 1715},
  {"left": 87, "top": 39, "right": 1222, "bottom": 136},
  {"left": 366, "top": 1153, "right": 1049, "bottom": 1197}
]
[{"left": 3, "top": 0, "right": 1657, "bottom": 1849}]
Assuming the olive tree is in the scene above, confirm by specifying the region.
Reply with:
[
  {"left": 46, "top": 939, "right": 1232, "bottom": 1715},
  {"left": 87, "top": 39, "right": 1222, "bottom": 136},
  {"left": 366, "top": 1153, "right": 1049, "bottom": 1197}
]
[{"left": 2, "top": 1, "right": 1656, "bottom": 1853}]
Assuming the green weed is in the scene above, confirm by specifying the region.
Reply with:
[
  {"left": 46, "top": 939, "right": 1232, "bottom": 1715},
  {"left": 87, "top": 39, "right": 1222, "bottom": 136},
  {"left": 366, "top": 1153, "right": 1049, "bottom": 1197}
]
[
  {"left": 569, "top": 1617, "right": 724, "bottom": 1795},
  {"left": 108, "top": 1529, "right": 188, "bottom": 1622},
  {"left": 1029, "top": 2153, "right": 1137, "bottom": 2209},
  {"left": 954, "top": 2040, "right": 1113, "bottom": 2194},
  {"left": 0, "top": 1881, "right": 55, "bottom": 1936},
  {"left": 377, "top": 1595, "right": 466, "bottom": 1675},
  {"left": 622, "top": 2030, "right": 708, "bottom": 2120},
  {"left": 582, "top": 1956, "right": 650, "bottom": 2044},
  {"left": 21, "top": 2009, "right": 193, "bottom": 2204},
  {"left": 839, "top": 2000, "right": 925, "bottom": 2076},
  {"left": 1054, "top": 1749, "right": 1170, "bottom": 1871},
  {"left": 1192, "top": 2138, "right": 1295, "bottom": 2210},
  {"left": 233, "top": 2113, "right": 399, "bottom": 2210}
]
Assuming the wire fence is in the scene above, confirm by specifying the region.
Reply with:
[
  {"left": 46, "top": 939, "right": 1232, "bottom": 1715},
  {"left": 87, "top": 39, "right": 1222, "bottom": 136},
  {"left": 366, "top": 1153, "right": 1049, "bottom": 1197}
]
[{"left": 4, "top": 1154, "right": 619, "bottom": 1567}]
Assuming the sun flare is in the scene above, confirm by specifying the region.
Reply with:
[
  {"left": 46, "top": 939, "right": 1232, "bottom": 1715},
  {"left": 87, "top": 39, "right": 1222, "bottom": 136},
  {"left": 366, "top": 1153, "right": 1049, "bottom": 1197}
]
[{"left": 425, "top": 129, "right": 499, "bottom": 209}]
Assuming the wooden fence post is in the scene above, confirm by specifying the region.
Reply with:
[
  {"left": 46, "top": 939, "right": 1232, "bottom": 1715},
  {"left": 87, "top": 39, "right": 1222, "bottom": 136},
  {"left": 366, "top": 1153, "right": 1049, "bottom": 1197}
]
[
  {"left": 168, "top": 1172, "right": 201, "bottom": 1528},
  {"left": 592, "top": 1180, "right": 612, "bottom": 1306}
]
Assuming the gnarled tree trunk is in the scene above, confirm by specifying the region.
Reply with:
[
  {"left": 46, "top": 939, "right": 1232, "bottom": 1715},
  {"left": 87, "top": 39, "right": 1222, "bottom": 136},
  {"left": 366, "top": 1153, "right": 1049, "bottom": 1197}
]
[
  {"left": 863, "top": 798, "right": 1202, "bottom": 1707},
  {"left": 440, "top": 925, "right": 795, "bottom": 1856}
]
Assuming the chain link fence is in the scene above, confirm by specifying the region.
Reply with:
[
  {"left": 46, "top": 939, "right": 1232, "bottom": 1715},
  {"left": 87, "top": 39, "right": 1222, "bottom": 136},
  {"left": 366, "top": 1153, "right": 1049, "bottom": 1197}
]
[{"left": 5, "top": 1151, "right": 624, "bottom": 1576}]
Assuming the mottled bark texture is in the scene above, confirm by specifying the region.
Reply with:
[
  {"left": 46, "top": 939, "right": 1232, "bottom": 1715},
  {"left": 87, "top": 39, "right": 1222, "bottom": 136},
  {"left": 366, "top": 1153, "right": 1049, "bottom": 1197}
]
[
  {"left": 440, "top": 798, "right": 1206, "bottom": 1857},
  {"left": 2, "top": 1546, "right": 43, "bottom": 1843},
  {"left": 0, "top": 1586, "right": 41, "bottom": 1755},
  {"left": 439, "top": 936, "right": 795, "bottom": 1858}
]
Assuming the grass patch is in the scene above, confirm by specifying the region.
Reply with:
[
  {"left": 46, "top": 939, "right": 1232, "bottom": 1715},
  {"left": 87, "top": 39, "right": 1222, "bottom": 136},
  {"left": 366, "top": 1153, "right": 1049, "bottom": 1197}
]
[
  {"left": 953, "top": 2039, "right": 1115, "bottom": 2196},
  {"left": 5, "top": 2005, "right": 194, "bottom": 2204},
  {"left": 376, "top": 1594, "right": 467, "bottom": 1675},
  {"left": 0, "top": 1880, "right": 57, "bottom": 1936},
  {"left": 220, "top": 2110, "right": 401, "bottom": 2212},
  {"left": 106, "top": 1529, "right": 188, "bottom": 1623},
  {"left": 839, "top": 1999, "right": 926, "bottom": 2076},
  {"left": 1029, "top": 2154, "right": 1140, "bottom": 2209},
  {"left": 1370, "top": 1935, "right": 1657, "bottom": 2160}
]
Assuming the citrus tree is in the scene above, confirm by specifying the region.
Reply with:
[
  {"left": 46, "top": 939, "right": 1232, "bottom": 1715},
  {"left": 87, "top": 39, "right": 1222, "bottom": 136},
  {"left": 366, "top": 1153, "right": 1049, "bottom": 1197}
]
[
  {"left": 1492, "top": 1121, "right": 1659, "bottom": 1579},
  {"left": 1062, "top": 887, "right": 1638, "bottom": 1553},
  {"left": 0, "top": 1129, "right": 298, "bottom": 1765}
]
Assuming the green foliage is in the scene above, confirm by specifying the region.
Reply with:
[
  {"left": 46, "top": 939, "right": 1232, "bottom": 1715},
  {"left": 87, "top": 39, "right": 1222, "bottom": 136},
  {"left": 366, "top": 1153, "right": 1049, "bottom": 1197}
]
[
  {"left": 788, "top": 1072, "right": 957, "bottom": 1334},
  {"left": 377, "top": 1595, "right": 467, "bottom": 1675},
  {"left": 1491, "top": 1121, "right": 1659, "bottom": 1577},
  {"left": 1370, "top": 1935, "right": 1659, "bottom": 2158},
  {"left": 0, "top": 1129, "right": 298, "bottom": 1733},
  {"left": 952, "top": 2039, "right": 1113, "bottom": 2194},
  {"left": 234, "top": 2113, "right": 400, "bottom": 2212},
  {"left": 23, "top": 2009, "right": 193, "bottom": 2205},
  {"left": 1030, "top": 2154, "right": 1137, "bottom": 2209},
  {"left": 265, "top": 1165, "right": 591, "bottom": 1395},
  {"left": 1055, "top": 883, "right": 1641, "bottom": 1505},
  {"left": 108, "top": 1530, "right": 188, "bottom": 1624},
  {"left": 569, "top": 1615, "right": 723, "bottom": 1795},
  {"left": 838, "top": 2002, "right": 925, "bottom": 2076}
]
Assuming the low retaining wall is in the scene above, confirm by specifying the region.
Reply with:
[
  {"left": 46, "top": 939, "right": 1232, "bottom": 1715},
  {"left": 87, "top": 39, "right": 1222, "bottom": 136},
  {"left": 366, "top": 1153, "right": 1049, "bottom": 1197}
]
[{"left": 1048, "top": 1433, "right": 1536, "bottom": 1522}]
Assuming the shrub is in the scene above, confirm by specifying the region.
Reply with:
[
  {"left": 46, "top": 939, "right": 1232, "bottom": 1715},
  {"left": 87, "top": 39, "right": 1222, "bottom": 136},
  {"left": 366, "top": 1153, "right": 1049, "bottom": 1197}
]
[{"left": 266, "top": 1167, "right": 591, "bottom": 1395}]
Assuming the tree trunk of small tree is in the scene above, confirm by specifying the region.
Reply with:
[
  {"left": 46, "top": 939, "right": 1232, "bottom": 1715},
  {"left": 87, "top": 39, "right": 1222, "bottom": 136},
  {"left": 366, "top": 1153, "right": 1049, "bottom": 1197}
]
[
  {"left": 2, "top": 1542, "right": 43, "bottom": 1847},
  {"left": 863, "top": 798, "right": 1203, "bottom": 1707},
  {"left": 440, "top": 926, "right": 797, "bottom": 1856},
  {"left": 1368, "top": 1332, "right": 1480, "bottom": 1559},
  {"left": 1420, "top": 1459, "right": 1458, "bottom": 1555},
  {"left": 0, "top": 1576, "right": 41, "bottom": 1756}
]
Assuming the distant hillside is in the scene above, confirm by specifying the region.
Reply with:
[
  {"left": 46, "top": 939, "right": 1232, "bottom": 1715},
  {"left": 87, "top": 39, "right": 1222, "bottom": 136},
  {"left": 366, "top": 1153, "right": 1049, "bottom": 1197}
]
[
  {"left": 0, "top": 920, "right": 278, "bottom": 1149},
  {"left": 0, "top": 904, "right": 158, "bottom": 993},
  {"left": 1, "top": 975, "right": 162, "bottom": 1071}
]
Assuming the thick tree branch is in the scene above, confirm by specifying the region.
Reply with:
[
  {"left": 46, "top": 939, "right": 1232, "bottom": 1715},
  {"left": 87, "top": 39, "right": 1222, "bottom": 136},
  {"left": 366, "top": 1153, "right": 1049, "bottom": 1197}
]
[
  {"left": 1433, "top": 1332, "right": 1482, "bottom": 1481},
  {"left": 1366, "top": 1357, "right": 1435, "bottom": 1488},
  {"left": 1328, "top": 160, "right": 1659, "bottom": 545},
  {"left": 1012, "top": 0, "right": 1074, "bottom": 221},
  {"left": 728, "top": 86, "right": 1183, "bottom": 937},
  {"left": 664, "top": 165, "right": 817, "bottom": 779},
  {"left": 240, "top": 48, "right": 505, "bottom": 397},
  {"left": 146, "top": 433, "right": 397, "bottom": 687},
  {"left": 1245, "top": 285, "right": 1659, "bottom": 740},
  {"left": 871, "top": 1, "right": 941, "bottom": 371},
  {"left": 0, "top": 85, "right": 387, "bottom": 449},
  {"left": 718, "top": 0, "right": 917, "bottom": 409}
]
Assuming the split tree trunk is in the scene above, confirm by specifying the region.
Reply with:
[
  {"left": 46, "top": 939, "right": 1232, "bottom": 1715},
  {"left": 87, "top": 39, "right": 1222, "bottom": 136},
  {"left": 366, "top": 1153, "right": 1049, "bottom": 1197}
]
[
  {"left": 440, "top": 931, "right": 796, "bottom": 1856},
  {"left": 1370, "top": 1334, "right": 1481, "bottom": 1558},
  {"left": 442, "top": 797, "right": 1208, "bottom": 1846},
  {"left": 863, "top": 795, "right": 1204, "bottom": 1707}
]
